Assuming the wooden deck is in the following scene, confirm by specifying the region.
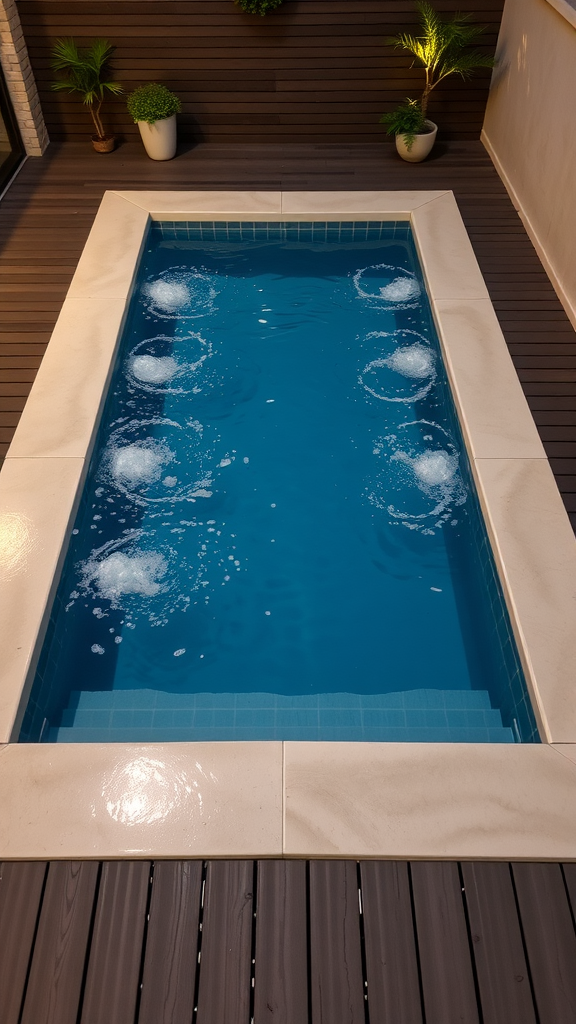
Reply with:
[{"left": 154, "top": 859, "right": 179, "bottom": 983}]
[
  {"left": 1, "top": 139, "right": 575, "bottom": 532},
  {"left": 2, "top": 858, "right": 576, "bottom": 1024}
]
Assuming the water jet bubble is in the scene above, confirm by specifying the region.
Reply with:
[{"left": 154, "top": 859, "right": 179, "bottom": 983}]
[
  {"left": 142, "top": 267, "right": 220, "bottom": 320},
  {"left": 412, "top": 450, "right": 457, "bottom": 487},
  {"left": 359, "top": 330, "right": 436, "bottom": 404},
  {"left": 100, "top": 419, "right": 212, "bottom": 506},
  {"left": 132, "top": 355, "right": 179, "bottom": 384},
  {"left": 379, "top": 276, "right": 420, "bottom": 302},
  {"left": 368, "top": 419, "right": 467, "bottom": 532},
  {"left": 353, "top": 264, "right": 421, "bottom": 309},
  {"left": 126, "top": 333, "right": 212, "bottom": 395}
]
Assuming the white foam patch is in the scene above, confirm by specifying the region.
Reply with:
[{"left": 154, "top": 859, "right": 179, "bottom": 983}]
[
  {"left": 144, "top": 279, "right": 189, "bottom": 311},
  {"left": 379, "top": 276, "right": 421, "bottom": 302},
  {"left": 111, "top": 444, "right": 171, "bottom": 487},
  {"left": 93, "top": 551, "right": 167, "bottom": 602},
  {"left": 412, "top": 450, "right": 457, "bottom": 487},
  {"left": 132, "top": 355, "right": 179, "bottom": 384},
  {"left": 359, "top": 333, "right": 436, "bottom": 405},
  {"left": 388, "top": 343, "right": 434, "bottom": 379},
  {"left": 353, "top": 264, "right": 421, "bottom": 309},
  {"left": 142, "top": 268, "right": 219, "bottom": 321},
  {"left": 126, "top": 334, "right": 212, "bottom": 395},
  {"left": 100, "top": 419, "right": 211, "bottom": 506},
  {"left": 368, "top": 420, "right": 467, "bottom": 533},
  {"left": 91, "top": 644, "right": 105, "bottom": 655}
]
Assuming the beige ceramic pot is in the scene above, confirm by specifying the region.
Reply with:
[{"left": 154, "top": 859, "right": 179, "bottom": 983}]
[
  {"left": 137, "top": 115, "right": 177, "bottom": 161},
  {"left": 395, "top": 120, "right": 438, "bottom": 163}
]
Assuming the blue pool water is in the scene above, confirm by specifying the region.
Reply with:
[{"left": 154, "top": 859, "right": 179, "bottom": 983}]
[{"left": 22, "top": 221, "right": 538, "bottom": 743}]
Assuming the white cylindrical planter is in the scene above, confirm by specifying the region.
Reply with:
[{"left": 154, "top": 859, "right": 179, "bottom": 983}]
[
  {"left": 395, "top": 120, "right": 437, "bottom": 163},
  {"left": 137, "top": 115, "right": 177, "bottom": 160}
]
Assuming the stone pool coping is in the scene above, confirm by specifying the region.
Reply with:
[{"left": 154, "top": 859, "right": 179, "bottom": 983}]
[{"left": 1, "top": 189, "right": 576, "bottom": 860}]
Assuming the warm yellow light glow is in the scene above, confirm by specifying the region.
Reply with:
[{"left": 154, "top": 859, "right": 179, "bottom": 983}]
[{"left": 0, "top": 511, "right": 35, "bottom": 582}]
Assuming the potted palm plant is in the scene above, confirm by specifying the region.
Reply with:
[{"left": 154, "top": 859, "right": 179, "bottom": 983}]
[
  {"left": 51, "top": 39, "right": 122, "bottom": 153},
  {"left": 127, "top": 84, "right": 182, "bottom": 161},
  {"left": 380, "top": 1, "right": 496, "bottom": 162}
]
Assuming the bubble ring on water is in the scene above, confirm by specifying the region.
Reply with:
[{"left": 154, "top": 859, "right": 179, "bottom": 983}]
[
  {"left": 125, "top": 333, "right": 212, "bottom": 394},
  {"left": 369, "top": 419, "right": 467, "bottom": 529},
  {"left": 359, "top": 330, "right": 436, "bottom": 404},
  {"left": 353, "top": 264, "right": 421, "bottom": 309},
  {"left": 141, "top": 266, "right": 220, "bottom": 320},
  {"left": 99, "top": 417, "right": 213, "bottom": 506},
  {"left": 75, "top": 531, "right": 171, "bottom": 610},
  {"left": 73, "top": 531, "right": 201, "bottom": 623}
]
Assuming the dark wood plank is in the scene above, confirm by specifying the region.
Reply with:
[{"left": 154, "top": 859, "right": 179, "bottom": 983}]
[
  {"left": 360, "top": 860, "right": 423, "bottom": 1024},
  {"left": 20, "top": 860, "right": 99, "bottom": 1024},
  {"left": 461, "top": 861, "right": 536, "bottom": 1024},
  {"left": 0, "top": 861, "right": 47, "bottom": 1024},
  {"left": 253, "top": 860, "right": 308, "bottom": 1024},
  {"left": 511, "top": 862, "right": 576, "bottom": 1024},
  {"left": 19, "top": 0, "right": 501, "bottom": 144},
  {"left": 411, "top": 861, "right": 480, "bottom": 1024},
  {"left": 139, "top": 860, "right": 203, "bottom": 1024},
  {"left": 196, "top": 860, "right": 254, "bottom": 1024},
  {"left": 309, "top": 860, "right": 365, "bottom": 1024},
  {"left": 80, "top": 860, "right": 150, "bottom": 1024}
]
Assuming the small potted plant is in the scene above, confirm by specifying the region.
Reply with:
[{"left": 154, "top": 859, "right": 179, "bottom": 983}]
[
  {"left": 51, "top": 38, "right": 122, "bottom": 153},
  {"left": 234, "top": 0, "right": 284, "bottom": 13},
  {"left": 380, "top": 99, "right": 431, "bottom": 163},
  {"left": 126, "top": 83, "right": 182, "bottom": 161},
  {"left": 380, "top": 1, "right": 496, "bottom": 162}
]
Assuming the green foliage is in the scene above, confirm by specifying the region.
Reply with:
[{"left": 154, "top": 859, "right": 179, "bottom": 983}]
[
  {"left": 51, "top": 38, "right": 122, "bottom": 139},
  {"left": 380, "top": 98, "right": 427, "bottom": 151},
  {"left": 387, "top": 1, "right": 496, "bottom": 114},
  {"left": 234, "top": 0, "right": 284, "bottom": 15},
  {"left": 127, "top": 83, "right": 182, "bottom": 124}
]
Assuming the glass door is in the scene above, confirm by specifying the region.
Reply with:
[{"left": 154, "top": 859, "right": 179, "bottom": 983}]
[{"left": 0, "top": 65, "right": 25, "bottom": 194}]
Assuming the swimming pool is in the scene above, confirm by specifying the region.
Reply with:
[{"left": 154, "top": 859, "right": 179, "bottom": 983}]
[
  {"left": 20, "top": 218, "right": 537, "bottom": 743},
  {"left": 2, "top": 190, "right": 576, "bottom": 860}
]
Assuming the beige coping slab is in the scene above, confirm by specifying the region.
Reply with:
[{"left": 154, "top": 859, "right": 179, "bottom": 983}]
[
  {"left": 5, "top": 299, "right": 127, "bottom": 461},
  {"left": 473, "top": 457, "right": 576, "bottom": 742},
  {"left": 0, "top": 743, "right": 283, "bottom": 859},
  {"left": 431, "top": 298, "right": 546, "bottom": 460},
  {"left": 66, "top": 192, "right": 150, "bottom": 300},
  {"left": 115, "top": 190, "right": 283, "bottom": 219},
  {"left": 0, "top": 458, "right": 85, "bottom": 742},
  {"left": 0, "top": 190, "right": 575, "bottom": 858},
  {"left": 283, "top": 743, "right": 576, "bottom": 860}
]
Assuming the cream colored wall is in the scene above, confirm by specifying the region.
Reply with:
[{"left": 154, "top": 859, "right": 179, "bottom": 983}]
[{"left": 482, "top": 0, "right": 576, "bottom": 328}]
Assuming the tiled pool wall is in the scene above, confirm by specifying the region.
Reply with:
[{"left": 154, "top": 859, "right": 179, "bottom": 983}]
[
  {"left": 19, "top": 217, "right": 538, "bottom": 744},
  {"left": 154, "top": 220, "right": 413, "bottom": 243}
]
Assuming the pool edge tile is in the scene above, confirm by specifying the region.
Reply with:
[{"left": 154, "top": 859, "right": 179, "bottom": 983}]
[
  {"left": 0, "top": 457, "right": 85, "bottom": 742},
  {"left": 472, "top": 457, "right": 576, "bottom": 743},
  {"left": 66, "top": 192, "right": 150, "bottom": 300},
  {"left": 114, "top": 190, "right": 283, "bottom": 218},
  {"left": 5, "top": 298, "right": 127, "bottom": 460},
  {"left": 0, "top": 742, "right": 283, "bottom": 859},
  {"left": 283, "top": 743, "right": 576, "bottom": 859},
  {"left": 411, "top": 193, "right": 492, "bottom": 302},
  {"left": 432, "top": 297, "right": 546, "bottom": 460}
]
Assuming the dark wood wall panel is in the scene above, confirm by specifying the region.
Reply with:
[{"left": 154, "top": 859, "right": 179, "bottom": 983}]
[{"left": 18, "top": 0, "right": 503, "bottom": 144}]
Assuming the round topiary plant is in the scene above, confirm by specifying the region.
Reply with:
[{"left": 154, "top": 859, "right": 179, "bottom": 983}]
[
  {"left": 127, "top": 83, "right": 181, "bottom": 124},
  {"left": 234, "top": 0, "right": 284, "bottom": 14}
]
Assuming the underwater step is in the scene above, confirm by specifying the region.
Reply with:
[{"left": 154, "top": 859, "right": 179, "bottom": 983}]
[{"left": 48, "top": 688, "right": 515, "bottom": 743}]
